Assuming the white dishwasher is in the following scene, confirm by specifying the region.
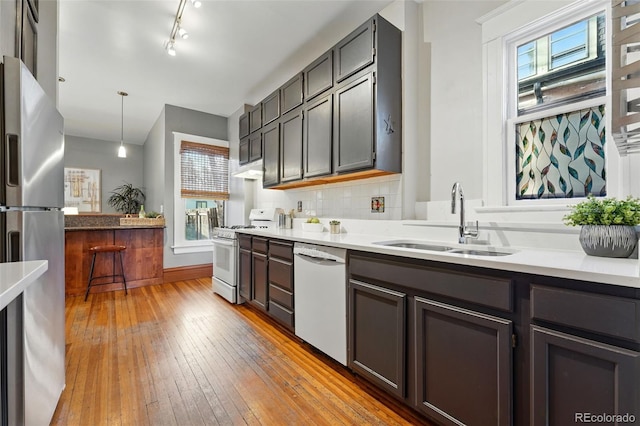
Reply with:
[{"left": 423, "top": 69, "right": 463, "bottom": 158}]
[{"left": 293, "top": 242, "right": 347, "bottom": 366}]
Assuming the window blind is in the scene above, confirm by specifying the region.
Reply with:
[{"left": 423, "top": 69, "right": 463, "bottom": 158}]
[{"left": 180, "top": 140, "right": 229, "bottom": 200}]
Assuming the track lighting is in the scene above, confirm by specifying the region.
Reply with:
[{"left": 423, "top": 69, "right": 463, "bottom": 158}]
[
  {"left": 190, "top": 0, "right": 202, "bottom": 8},
  {"left": 166, "top": 40, "right": 176, "bottom": 56},
  {"left": 178, "top": 27, "right": 189, "bottom": 39}
]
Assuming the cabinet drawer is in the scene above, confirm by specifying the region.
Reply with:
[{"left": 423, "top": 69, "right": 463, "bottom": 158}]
[
  {"left": 252, "top": 237, "right": 268, "bottom": 254},
  {"left": 350, "top": 254, "right": 513, "bottom": 312},
  {"left": 269, "top": 284, "right": 293, "bottom": 310},
  {"left": 269, "top": 301, "right": 294, "bottom": 329},
  {"left": 531, "top": 285, "right": 640, "bottom": 343},
  {"left": 269, "top": 240, "right": 293, "bottom": 261},
  {"left": 238, "top": 234, "right": 252, "bottom": 250},
  {"left": 269, "top": 258, "right": 293, "bottom": 291}
]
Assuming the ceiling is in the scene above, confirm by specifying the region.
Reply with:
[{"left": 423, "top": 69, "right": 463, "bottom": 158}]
[{"left": 58, "top": 0, "right": 393, "bottom": 145}]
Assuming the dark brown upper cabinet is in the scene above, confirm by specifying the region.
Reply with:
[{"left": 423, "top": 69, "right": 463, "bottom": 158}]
[
  {"left": 304, "top": 50, "right": 333, "bottom": 101},
  {"left": 262, "top": 122, "right": 280, "bottom": 188},
  {"left": 262, "top": 90, "right": 280, "bottom": 126},
  {"left": 249, "top": 131, "right": 262, "bottom": 162},
  {"left": 335, "top": 18, "right": 374, "bottom": 83},
  {"left": 280, "top": 73, "right": 303, "bottom": 115},
  {"left": 280, "top": 108, "right": 303, "bottom": 183},
  {"left": 239, "top": 112, "right": 250, "bottom": 139},
  {"left": 239, "top": 136, "right": 250, "bottom": 165},
  {"left": 303, "top": 93, "right": 333, "bottom": 178},
  {"left": 249, "top": 104, "right": 262, "bottom": 134},
  {"left": 20, "top": 0, "right": 38, "bottom": 78}
]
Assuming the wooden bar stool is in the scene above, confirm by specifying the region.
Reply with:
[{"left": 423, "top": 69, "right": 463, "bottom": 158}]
[{"left": 85, "top": 245, "right": 127, "bottom": 301}]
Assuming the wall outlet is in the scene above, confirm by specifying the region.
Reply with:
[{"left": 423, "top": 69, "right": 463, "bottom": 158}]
[{"left": 371, "top": 196, "right": 385, "bottom": 213}]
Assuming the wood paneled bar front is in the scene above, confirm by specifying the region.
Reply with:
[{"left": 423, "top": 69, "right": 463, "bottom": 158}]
[{"left": 64, "top": 215, "right": 164, "bottom": 296}]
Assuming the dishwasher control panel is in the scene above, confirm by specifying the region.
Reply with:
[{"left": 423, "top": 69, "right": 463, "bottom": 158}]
[{"left": 293, "top": 243, "right": 346, "bottom": 263}]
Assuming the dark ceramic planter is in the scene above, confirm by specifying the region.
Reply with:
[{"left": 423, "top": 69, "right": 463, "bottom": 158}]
[{"left": 579, "top": 225, "right": 638, "bottom": 258}]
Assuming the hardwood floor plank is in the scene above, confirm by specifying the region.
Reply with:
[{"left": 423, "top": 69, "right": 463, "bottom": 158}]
[{"left": 52, "top": 278, "right": 433, "bottom": 425}]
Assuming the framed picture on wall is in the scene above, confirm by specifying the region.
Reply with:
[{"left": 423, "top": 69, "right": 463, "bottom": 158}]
[{"left": 64, "top": 167, "right": 101, "bottom": 212}]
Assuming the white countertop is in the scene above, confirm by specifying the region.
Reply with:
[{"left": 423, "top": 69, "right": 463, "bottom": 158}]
[
  {"left": 236, "top": 228, "right": 640, "bottom": 289},
  {"left": 0, "top": 260, "right": 48, "bottom": 310}
]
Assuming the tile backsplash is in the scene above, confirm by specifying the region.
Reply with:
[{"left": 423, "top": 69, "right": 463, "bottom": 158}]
[{"left": 254, "top": 175, "right": 402, "bottom": 220}]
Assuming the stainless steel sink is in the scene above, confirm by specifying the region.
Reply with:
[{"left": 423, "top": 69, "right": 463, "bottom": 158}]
[
  {"left": 373, "top": 240, "right": 515, "bottom": 256},
  {"left": 447, "top": 248, "right": 512, "bottom": 257},
  {"left": 376, "top": 241, "right": 453, "bottom": 252}
]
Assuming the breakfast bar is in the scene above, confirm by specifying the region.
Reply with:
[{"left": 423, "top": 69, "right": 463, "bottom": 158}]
[{"left": 64, "top": 214, "right": 164, "bottom": 296}]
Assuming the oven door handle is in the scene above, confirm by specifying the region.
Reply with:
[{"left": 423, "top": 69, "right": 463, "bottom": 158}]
[{"left": 212, "top": 238, "right": 236, "bottom": 247}]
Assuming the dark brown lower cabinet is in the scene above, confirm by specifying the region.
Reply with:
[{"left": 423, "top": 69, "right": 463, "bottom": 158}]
[
  {"left": 238, "top": 247, "right": 251, "bottom": 301},
  {"left": 251, "top": 252, "right": 268, "bottom": 311},
  {"left": 530, "top": 325, "right": 640, "bottom": 426},
  {"left": 348, "top": 279, "right": 406, "bottom": 398},
  {"left": 414, "top": 297, "right": 513, "bottom": 426}
]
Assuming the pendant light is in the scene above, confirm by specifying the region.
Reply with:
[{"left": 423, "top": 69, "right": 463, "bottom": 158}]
[{"left": 117, "top": 91, "right": 128, "bottom": 158}]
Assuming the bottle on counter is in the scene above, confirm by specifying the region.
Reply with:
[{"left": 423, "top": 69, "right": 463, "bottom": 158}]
[{"left": 139, "top": 204, "right": 146, "bottom": 218}]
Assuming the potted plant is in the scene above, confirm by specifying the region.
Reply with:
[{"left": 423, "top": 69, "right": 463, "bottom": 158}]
[
  {"left": 563, "top": 195, "right": 640, "bottom": 258},
  {"left": 107, "top": 182, "right": 145, "bottom": 214}
]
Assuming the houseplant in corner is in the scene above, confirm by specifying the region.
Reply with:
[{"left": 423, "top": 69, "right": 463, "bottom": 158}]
[
  {"left": 564, "top": 195, "right": 640, "bottom": 258},
  {"left": 107, "top": 182, "right": 145, "bottom": 214}
]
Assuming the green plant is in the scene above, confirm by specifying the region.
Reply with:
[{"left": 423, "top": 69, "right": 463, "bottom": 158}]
[
  {"left": 563, "top": 195, "right": 640, "bottom": 226},
  {"left": 107, "top": 182, "right": 145, "bottom": 214},
  {"left": 329, "top": 220, "right": 340, "bottom": 225}
]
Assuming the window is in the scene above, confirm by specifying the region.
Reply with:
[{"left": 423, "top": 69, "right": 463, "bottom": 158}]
[
  {"left": 509, "top": 9, "right": 607, "bottom": 202},
  {"left": 172, "top": 133, "right": 229, "bottom": 253}
]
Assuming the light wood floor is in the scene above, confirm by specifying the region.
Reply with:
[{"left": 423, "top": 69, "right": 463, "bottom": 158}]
[{"left": 52, "top": 279, "right": 433, "bottom": 425}]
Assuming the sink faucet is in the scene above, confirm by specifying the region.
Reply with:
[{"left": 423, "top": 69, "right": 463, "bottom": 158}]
[{"left": 451, "top": 182, "right": 478, "bottom": 244}]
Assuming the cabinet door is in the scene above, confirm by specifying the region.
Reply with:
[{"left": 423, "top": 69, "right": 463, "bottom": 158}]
[
  {"left": 249, "top": 104, "right": 262, "bottom": 134},
  {"left": 304, "top": 50, "right": 333, "bottom": 101},
  {"left": 531, "top": 325, "right": 640, "bottom": 426},
  {"left": 239, "top": 137, "right": 250, "bottom": 165},
  {"left": 262, "top": 90, "right": 280, "bottom": 125},
  {"left": 249, "top": 132, "right": 262, "bottom": 162},
  {"left": 252, "top": 252, "right": 268, "bottom": 311},
  {"left": 335, "top": 17, "right": 374, "bottom": 83},
  {"left": 281, "top": 73, "right": 303, "bottom": 115},
  {"left": 21, "top": 0, "right": 37, "bottom": 78},
  {"left": 238, "top": 248, "right": 251, "bottom": 301},
  {"left": 335, "top": 73, "right": 374, "bottom": 173},
  {"left": 262, "top": 122, "right": 280, "bottom": 188},
  {"left": 304, "top": 93, "right": 332, "bottom": 178},
  {"left": 349, "top": 279, "right": 406, "bottom": 398},
  {"left": 239, "top": 112, "right": 250, "bottom": 138},
  {"left": 414, "top": 297, "right": 513, "bottom": 426},
  {"left": 280, "top": 109, "right": 303, "bottom": 182}
]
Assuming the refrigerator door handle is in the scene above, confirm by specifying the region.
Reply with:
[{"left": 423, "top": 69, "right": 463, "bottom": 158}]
[
  {"left": 5, "top": 134, "right": 19, "bottom": 187},
  {"left": 7, "top": 231, "right": 20, "bottom": 262}
]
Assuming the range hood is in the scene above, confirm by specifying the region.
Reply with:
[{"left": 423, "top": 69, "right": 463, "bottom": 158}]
[{"left": 233, "top": 159, "right": 263, "bottom": 180}]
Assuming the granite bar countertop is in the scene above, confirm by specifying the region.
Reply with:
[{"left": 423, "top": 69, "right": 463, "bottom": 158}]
[
  {"left": 65, "top": 225, "right": 165, "bottom": 231},
  {"left": 64, "top": 214, "right": 164, "bottom": 230}
]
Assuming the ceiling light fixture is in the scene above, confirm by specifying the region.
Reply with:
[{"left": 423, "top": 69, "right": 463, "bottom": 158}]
[
  {"left": 117, "top": 91, "right": 128, "bottom": 158},
  {"left": 165, "top": 0, "right": 199, "bottom": 56}
]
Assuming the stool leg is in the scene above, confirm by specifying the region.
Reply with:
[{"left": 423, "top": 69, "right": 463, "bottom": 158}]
[
  {"left": 85, "top": 252, "right": 97, "bottom": 301},
  {"left": 119, "top": 250, "right": 128, "bottom": 295}
]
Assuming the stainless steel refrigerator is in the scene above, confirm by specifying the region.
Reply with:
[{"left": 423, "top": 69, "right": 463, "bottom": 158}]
[{"left": 1, "top": 56, "right": 65, "bottom": 426}]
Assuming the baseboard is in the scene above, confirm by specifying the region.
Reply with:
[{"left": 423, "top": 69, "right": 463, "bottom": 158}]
[{"left": 163, "top": 264, "right": 213, "bottom": 283}]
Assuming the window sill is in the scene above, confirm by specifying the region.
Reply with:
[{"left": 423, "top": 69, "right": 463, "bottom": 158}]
[{"left": 172, "top": 242, "right": 214, "bottom": 254}]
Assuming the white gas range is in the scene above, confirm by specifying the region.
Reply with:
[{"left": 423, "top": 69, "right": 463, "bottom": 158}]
[{"left": 211, "top": 208, "right": 282, "bottom": 303}]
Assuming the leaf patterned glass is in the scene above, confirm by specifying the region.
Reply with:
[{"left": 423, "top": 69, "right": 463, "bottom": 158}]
[{"left": 515, "top": 105, "right": 606, "bottom": 199}]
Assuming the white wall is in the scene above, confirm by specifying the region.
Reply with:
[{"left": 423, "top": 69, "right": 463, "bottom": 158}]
[{"left": 64, "top": 135, "right": 144, "bottom": 213}]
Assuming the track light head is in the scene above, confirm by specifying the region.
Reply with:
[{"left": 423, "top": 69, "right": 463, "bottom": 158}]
[
  {"left": 166, "top": 40, "right": 176, "bottom": 56},
  {"left": 190, "top": 0, "right": 202, "bottom": 8},
  {"left": 178, "top": 27, "right": 189, "bottom": 39}
]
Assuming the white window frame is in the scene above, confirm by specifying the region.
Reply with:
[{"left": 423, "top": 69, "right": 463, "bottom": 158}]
[
  {"left": 172, "top": 131, "right": 229, "bottom": 254},
  {"left": 480, "top": 0, "right": 618, "bottom": 210}
]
